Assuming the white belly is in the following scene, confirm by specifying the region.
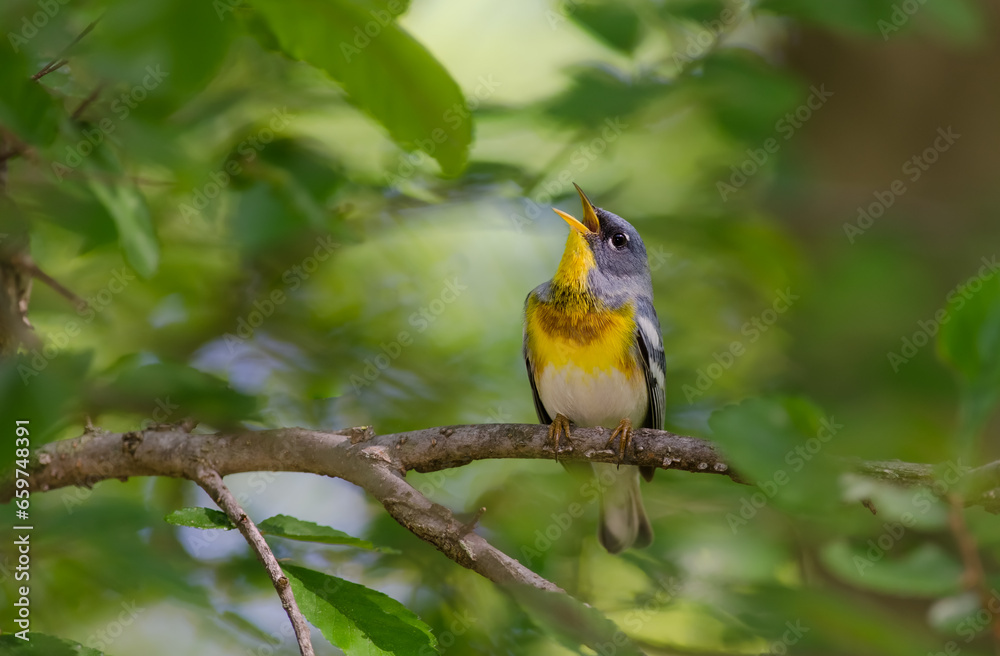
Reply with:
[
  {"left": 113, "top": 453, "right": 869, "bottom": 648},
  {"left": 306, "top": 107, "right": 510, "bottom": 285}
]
[{"left": 536, "top": 363, "right": 648, "bottom": 429}]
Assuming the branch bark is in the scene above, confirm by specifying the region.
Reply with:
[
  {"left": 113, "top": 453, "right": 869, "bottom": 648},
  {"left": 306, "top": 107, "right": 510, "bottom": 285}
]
[
  {"left": 194, "top": 466, "right": 315, "bottom": 656},
  {"left": 3, "top": 423, "right": 999, "bottom": 594}
]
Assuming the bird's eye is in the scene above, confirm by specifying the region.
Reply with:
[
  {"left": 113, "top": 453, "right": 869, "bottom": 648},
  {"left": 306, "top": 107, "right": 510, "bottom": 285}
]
[{"left": 610, "top": 232, "right": 628, "bottom": 249}]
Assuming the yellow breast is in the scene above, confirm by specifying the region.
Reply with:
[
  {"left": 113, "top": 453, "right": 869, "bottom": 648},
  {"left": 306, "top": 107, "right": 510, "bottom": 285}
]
[{"left": 525, "top": 295, "right": 637, "bottom": 375}]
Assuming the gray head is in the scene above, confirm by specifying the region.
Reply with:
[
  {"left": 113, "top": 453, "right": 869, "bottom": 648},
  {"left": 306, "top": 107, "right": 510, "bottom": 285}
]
[{"left": 551, "top": 184, "right": 653, "bottom": 302}]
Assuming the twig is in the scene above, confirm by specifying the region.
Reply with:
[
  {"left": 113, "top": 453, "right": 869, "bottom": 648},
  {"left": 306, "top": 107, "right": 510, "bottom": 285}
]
[
  {"left": 32, "top": 18, "right": 101, "bottom": 81},
  {"left": 72, "top": 84, "right": 105, "bottom": 120},
  {"left": 947, "top": 495, "right": 1000, "bottom": 646},
  {"left": 31, "top": 58, "right": 68, "bottom": 81},
  {"left": 195, "top": 467, "right": 315, "bottom": 656},
  {"left": 10, "top": 253, "right": 87, "bottom": 310}
]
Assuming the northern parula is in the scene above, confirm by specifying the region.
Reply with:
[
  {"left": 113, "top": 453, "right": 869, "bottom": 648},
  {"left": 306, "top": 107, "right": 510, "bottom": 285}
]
[{"left": 523, "top": 184, "right": 665, "bottom": 553}]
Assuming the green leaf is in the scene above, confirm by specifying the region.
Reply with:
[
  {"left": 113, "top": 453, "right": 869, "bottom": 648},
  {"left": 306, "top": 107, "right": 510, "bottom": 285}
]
[
  {"left": 88, "top": 361, "right": 259, "bottom": 428},
  {"left": 87, "top": 178, "right": 160, "bottom": 279},
  {"left": 165, "top": 507, "right": 235, "bottom": 530},
  {"left": 709, "top": 397, "right": 843, "bottom": 515},
  {"left": 658, "top": 0, "right": 730, "bottom": 23},
  {"left": 0, "top": 48, "right": 60, "bottom": 145},
  {"left": 0, "top": 633, "right": 108, "bottom": 655},
  {"left": 765, "top": 586, "right": 937, "bottom": 655},
  {"left": 253, "top": 0, "right": 471, "bottom": 176},
  {"left": 820, "top": 541, "right": 963, "bottom": 598},
  {"left": 503, "top": 583, "right": 644, "bottom": 656},
  {"left": 282, "top": 563, "right": 437, "bottom": 655},
  {"left": 759, "top": 0, "right": 897, "bottom": 36},
  {"left": 920, "top": 0, "right": 985, "bottom": 44},
  {"left": 258, "top": 514, "right": 390, "bottom": 551},
  {"left": 571, "top": 3, "right": 643, "bottom": 55},
  {"left": 84, "top": 0, "right": 235, "bottom": 120},
  {"left": 938, "top": 272, "right": 1000, "bottom": 384},
  {"left": 679, "top": 49, "right": 803, "bottom": 143},
  {"left": 544, "top": 65, "right": 668, "bottom": 129},
  {"left": 937, "top": 271, "right": 1000, "bottom": 454}
]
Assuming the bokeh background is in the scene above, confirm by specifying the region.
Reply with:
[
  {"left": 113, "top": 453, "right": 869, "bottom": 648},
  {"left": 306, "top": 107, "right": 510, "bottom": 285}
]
[{"left": 2, "top": 0, "right": 1000, "bottom": 654}]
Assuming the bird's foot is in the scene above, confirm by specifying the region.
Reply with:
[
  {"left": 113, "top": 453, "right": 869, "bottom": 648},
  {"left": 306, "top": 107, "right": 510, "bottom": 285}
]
[
  {"left": 605, "top": 417, "right": 633, "bottom": 467},
  {"left": 548, "top": 413, "right": 573, "bottom": 460}
]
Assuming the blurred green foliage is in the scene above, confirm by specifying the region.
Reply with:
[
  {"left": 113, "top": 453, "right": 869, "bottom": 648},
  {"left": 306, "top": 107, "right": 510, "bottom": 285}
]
[{"left": 1, "top": 0, "right": 999, "bottom": 654}]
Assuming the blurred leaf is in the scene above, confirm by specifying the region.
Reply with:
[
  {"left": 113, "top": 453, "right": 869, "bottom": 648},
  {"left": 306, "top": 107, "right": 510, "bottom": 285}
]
[
  {"left": 85, "top": 0, "right": 235, "bottom": 120},
  {"left": 231, "top": 139, "right": 345, "bottom": 255},
  {"left": 0, "top": 633, "right": 108, "bottom": 655},
  {"left": 0, "top": 351, "right": 92, "bottom": 471},
  {"left": 920, "top": 0, "right": 985, "bottom": 44},
  {"left": 709, "top": 396, "right": 822, "bottom": 483},
  {"left": 765, "top": 586, "right": 937, "bottom": 655},
  {"left": 821, "top": 541, "right": 963, "bottom": 598},
  {"left": 503, "top": 584, "right": 643, "bottom": 656},
  {"left": 165, "top": 507, "right": 234, "bottom": 530},
  {"left": 928, "top": 591, "right": 983, "bottom": 635},
  {"left": 87, "top": 361, "right": 258, "bottom": 427},
  {"left": 937, "top": 272, "right": 1000, "bottom": 454},
  {"left": 20, "top": 178, "right": 119, "bottom": 252},
  {"left": 938, "top": 273, "right": 1000, "bottom": 384},
  {"left": 680, "top": 49, "right": 803, "bottom": 143},
  {"left": 231, "top": 183, "right": 307, "bottom": 255},
  {"left": 41, "top": 497, "right": 213, "bottom": 609},
  {"left": 0, "top": 49, "right": 60, "bottom": 146},
  {"left": 658, "top": 0, "right": 730, "bottom": 23},
  {"left": 254, "top": 0, "right": 471, "bottom": 175},
  {"left": 258, "top": 514, "right": 393, "bottom": 551},
  {"left": 282, "top": 563, "right": 437, "bottom": 655},
  {"left": 759, "top": 0, "right": 897, "bottom": 36},
  {"left": 571, "top": 3, "right": 643, "bottom": 55},
  {"left": 87, "top": 178, "right": 159, "bottom": 279},
  {"left": 544, "top": 64, "right": 668, "bottom": 129}
]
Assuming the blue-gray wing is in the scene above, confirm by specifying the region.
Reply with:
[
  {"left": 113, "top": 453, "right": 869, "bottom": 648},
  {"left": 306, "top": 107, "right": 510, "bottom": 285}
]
[
  {"left": 634, "top": 298, "right": 665, "bottom": 481},
  {"left": 524, "top": 290, "right": 552, "bottom": 425}
]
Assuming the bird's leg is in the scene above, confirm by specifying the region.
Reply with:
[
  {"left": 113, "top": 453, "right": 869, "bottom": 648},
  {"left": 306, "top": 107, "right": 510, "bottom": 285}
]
[
  {"left": 605, "top": 417, "right": 633, "bottom": 467},
  {"left": 548, "top": 413, "right": 573, "bottom": 460}
]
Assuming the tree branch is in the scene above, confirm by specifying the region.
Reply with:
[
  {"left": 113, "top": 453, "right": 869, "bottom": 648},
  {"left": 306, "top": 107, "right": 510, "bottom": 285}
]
[
  {"left": 194, "top": 466, "right": 315, "bottom": 656},
  {"left": 3, "top": 423, "right": 999, "bottom": 596}
]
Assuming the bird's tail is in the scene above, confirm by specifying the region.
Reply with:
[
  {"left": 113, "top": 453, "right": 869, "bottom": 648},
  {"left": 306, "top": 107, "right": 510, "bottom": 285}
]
[{"left": 595, "top": 463, "right": 653, "bottom": 553}]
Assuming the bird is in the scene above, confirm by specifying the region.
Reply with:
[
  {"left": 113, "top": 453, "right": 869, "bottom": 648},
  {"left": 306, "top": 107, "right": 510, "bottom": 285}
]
[{"left": 523, "top": 183, "right": 665, "bottom": 553}]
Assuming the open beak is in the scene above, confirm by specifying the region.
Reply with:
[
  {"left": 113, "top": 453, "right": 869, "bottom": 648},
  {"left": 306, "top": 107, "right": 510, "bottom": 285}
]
[{"left": 552, "top": 183, "right": 600, "bottom": 234}]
